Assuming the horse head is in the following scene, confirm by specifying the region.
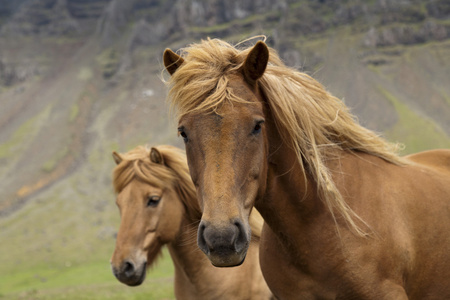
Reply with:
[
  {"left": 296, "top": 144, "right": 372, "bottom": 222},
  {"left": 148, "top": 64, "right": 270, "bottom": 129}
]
[
  {"left": 164, "top": 41, "right": 270, "bottom": 267},
  {"left": 110, "top": 147, "right": 185, "bottom": 285}
]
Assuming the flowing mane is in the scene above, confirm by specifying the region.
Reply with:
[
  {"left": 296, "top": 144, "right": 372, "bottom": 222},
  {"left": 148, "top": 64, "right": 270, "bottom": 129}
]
[
  {"left": 112, "top": 144, "right": 264, "bottom": 236},
  {"left": 165, "top": 38, "right": 406, "bottom": 235},
  {"left": 112, "top": 145, "right": 201, "bottom": 221}
]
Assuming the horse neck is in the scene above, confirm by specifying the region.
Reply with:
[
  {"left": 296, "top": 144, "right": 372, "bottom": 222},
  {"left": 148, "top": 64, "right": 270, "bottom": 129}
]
[
  {"left": 166, "top": 214, "right": 218, "bottom": 296},
  {"left": 255, "top": 114, "right": 327, "bottom": 240}
]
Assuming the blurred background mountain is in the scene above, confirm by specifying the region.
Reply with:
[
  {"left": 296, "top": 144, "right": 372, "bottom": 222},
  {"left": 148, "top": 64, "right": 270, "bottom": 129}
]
[{"left": 0, "top": 0, "right": 449, "bottom": 298}]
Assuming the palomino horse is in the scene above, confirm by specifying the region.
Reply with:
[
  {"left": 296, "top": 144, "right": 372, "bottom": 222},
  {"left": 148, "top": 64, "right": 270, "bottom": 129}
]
[
  {"left": 163, "top": 38, "right": 450, "bottom": 299},
  {"left": 110, "top": 145, "right": 272, "bottom": 299}
]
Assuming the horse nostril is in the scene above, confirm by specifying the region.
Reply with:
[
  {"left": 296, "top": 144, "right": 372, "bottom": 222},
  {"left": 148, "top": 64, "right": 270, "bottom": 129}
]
[
  {"left": 197, "top": 221, "right": 209, "bottom": 254},
  {"left": 233, "top": 219, "right": 249, "bottom": 252},
  {"left": 123, "top": 260, "right": 135, "bottom": 277},
  {"left": 234, "top": 220, "right": 243, "bottom": 229}
]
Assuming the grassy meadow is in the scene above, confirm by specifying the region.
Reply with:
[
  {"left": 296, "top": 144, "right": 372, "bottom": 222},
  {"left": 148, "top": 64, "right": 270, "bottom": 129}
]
[{"left": 0, "top": 140, "right": 176, "bottom": 300}]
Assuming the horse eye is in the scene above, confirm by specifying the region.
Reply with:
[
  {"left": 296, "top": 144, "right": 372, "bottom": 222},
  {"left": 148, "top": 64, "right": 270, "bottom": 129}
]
[
  {"left": 147, "top": 195, "right": 161, "bottom": 207},
  {"left": 180, "top": 131, "right": 188, "bottom": 142},
  {"left": 251, "top": 120, "right": 264, "bottom": 135},
  {"left": 178, "top": 127, "right": 188, "bottom": 142}
]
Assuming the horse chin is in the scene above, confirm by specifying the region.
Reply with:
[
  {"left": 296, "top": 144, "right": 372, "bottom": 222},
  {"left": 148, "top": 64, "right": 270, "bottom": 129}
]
[
  {"left": 124, "top": 271, "right": 146, "bottom": 287},
  {"left": 114, "top": 262, "right": 147, "bottom": 287},
  {"left": 208, "top": 251, "right": 247, "bottom": 268}
]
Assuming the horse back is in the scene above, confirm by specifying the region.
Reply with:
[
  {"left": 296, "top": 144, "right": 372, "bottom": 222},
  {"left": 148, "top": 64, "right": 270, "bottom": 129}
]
[{"left": 405, "top": 149, "right": 450, "bottom": 175}]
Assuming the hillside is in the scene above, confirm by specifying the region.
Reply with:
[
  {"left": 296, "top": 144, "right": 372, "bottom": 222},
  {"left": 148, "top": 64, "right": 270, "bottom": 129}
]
[{"left": 0, "top": 0, "right": 449, "bottom": 298}]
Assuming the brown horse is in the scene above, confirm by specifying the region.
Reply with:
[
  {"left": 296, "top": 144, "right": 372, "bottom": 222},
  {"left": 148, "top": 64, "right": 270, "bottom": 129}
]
[
  {"left": 110, "top": 145, "right": 272, "bottom": 299},
  {"left": 163, "top": 38, "right": 450, "bottom": 299}
]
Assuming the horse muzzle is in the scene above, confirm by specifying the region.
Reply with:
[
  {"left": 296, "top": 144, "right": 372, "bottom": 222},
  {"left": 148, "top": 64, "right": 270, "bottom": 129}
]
[
  {"left": 197, "top": 218, "right": 250, "bottom": 267},
  {"left": 111, "top": 259, "right": 147, "bottom": 286}
]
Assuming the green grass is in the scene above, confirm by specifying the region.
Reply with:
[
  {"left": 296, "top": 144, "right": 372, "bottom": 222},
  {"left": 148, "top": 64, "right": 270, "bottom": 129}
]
[
  {"left": 0, "top": 168, "right": 175, "bottom": 300},
  {"left": 379, "top": 87, "right": 450, "bottom": 154},
  {"left": 0, "top": 255, "right": 175, "bottom": 300},
  {"left": 69, "top": 103, "right": 80, "bottom": 122},
  {"left": 440, "top": 88, "right": 450, "bottom": 106},
  {"left": 41, "top": 146, "right": 69, "bottom": 173},
  {"left": 77, "top": 67, "right": 94, "bottom": 82},
  {"left": 0, "top": 104, "right": 52, "bottom": 159}
]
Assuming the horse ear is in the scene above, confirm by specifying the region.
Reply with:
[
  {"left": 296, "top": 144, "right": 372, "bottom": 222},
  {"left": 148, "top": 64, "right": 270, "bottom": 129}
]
[
  {"left": 112, "top": 151, "right": 123, "bottom": 165},
  {"left": 164, "top": 48, "right": 184, "bottom": 75},
  {"left": 242, "top": 41, "right": 269, "bottom": 83},
  {"left": 150, "top": 147, "right": 164, "bottom": 164}
]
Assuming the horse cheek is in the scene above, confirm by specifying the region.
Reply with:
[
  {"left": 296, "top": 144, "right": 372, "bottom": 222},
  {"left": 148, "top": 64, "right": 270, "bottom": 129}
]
[{"left": 158, "top": 200, "right": 184, "bottom": 243}]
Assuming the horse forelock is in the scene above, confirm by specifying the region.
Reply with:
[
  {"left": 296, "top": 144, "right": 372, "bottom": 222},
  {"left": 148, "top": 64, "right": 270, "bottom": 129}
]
[
  {"left": 166, "top": 38, "right": 256, "bottom": 119},
  {"left": 165, "top": 37, "right": 407, "bottom": 236},
  {"left": 112, "top": 145, "right": 201, "bottom": 220}
]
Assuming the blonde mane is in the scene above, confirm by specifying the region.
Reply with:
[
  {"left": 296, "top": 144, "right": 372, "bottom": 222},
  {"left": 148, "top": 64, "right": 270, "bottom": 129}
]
[
  {"left": 113, "top": 145, "right": 201, "bottom": 221},
  {"left": 113, "top": 144, "right": 263, "bottom": 236},
  {"left": 165, "top": 38, "right": 406, "bottom": 236}
]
